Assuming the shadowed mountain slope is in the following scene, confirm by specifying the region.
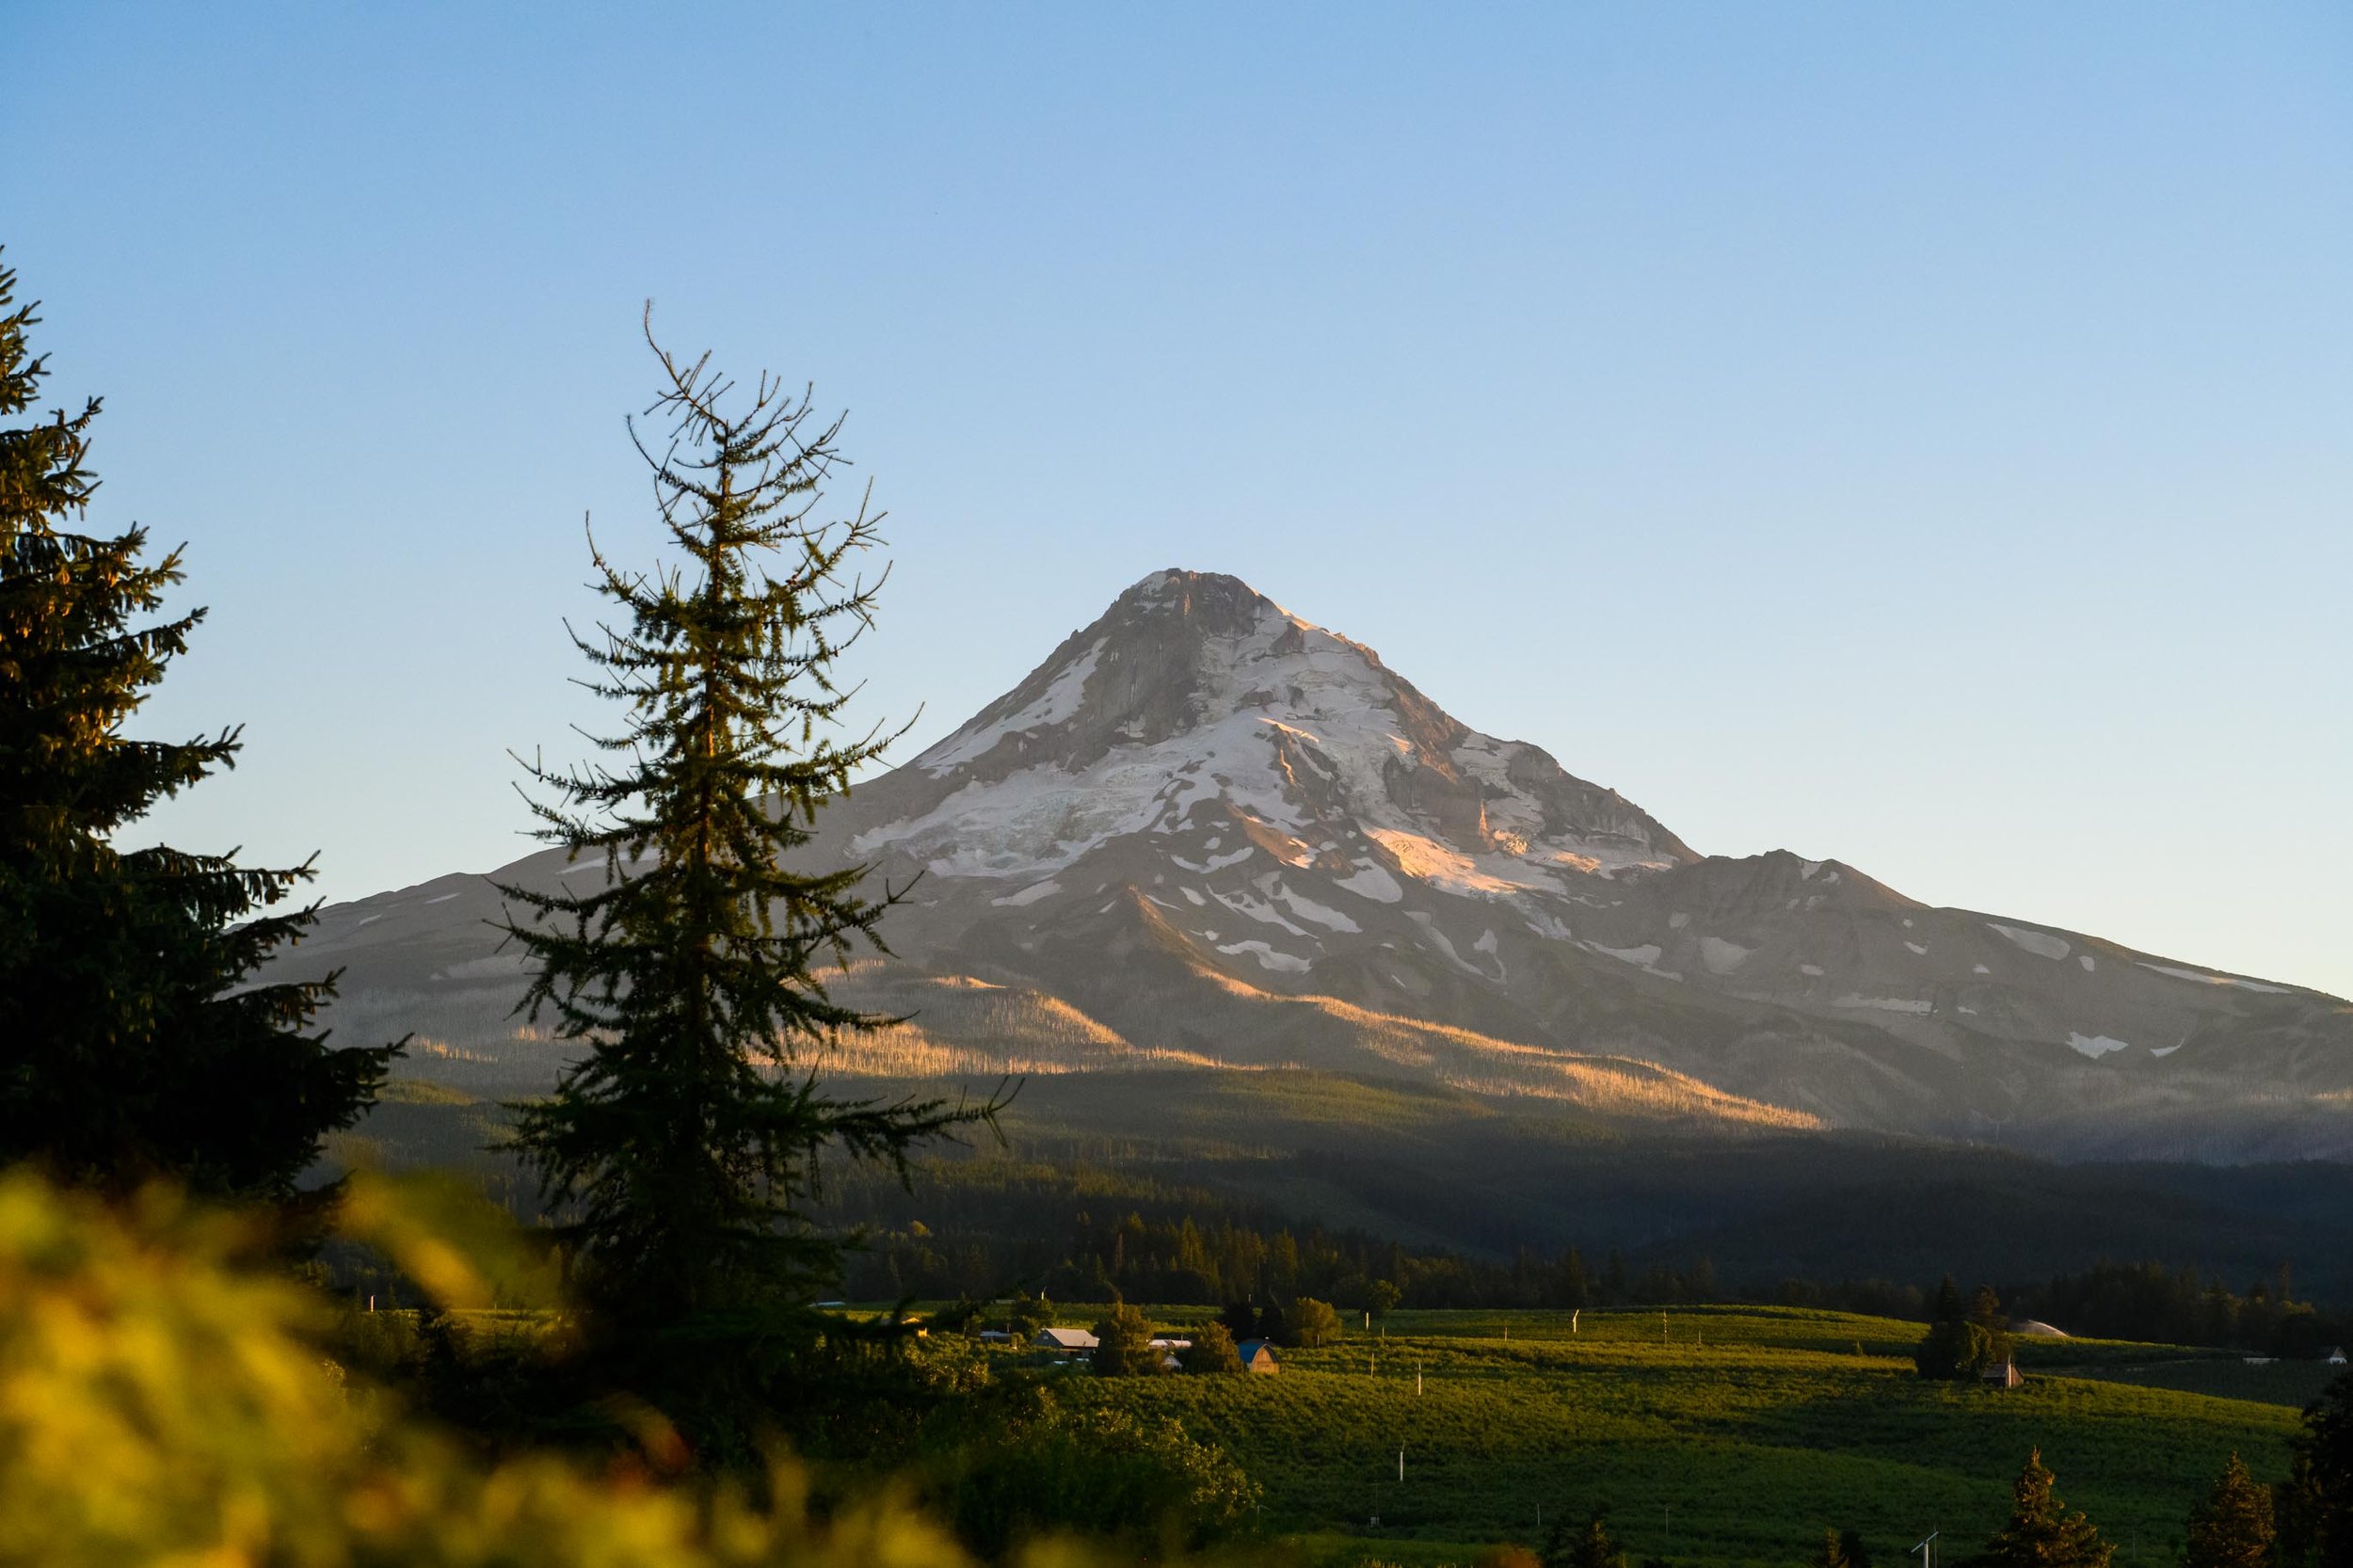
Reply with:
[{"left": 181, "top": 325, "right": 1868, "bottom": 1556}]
[{"left": 301, "top": 569, "right": 2353, "bottom": 1160}]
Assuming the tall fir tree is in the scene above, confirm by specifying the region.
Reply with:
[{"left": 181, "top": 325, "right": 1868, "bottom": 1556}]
[
  {"left": 500, "top": 318, "right": 988, "bottom": 1336},
  {"left": 2186, "top": 1453, "right": 2276, "bottom": 1568},
  {"left": 0, "top": 249, "right": 395, "bottom": 1195},
  {"left": 1986, "top": 1450, "right": 2115, "bottom": 1568}
]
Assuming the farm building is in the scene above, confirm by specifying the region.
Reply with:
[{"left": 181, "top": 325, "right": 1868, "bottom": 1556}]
[
  {"left": 1981, "top": 1359, "right": 2023, "bottom": 1389},
  {"left": 1035, "top": 1327, "right": 1098, "bottom": 1352},
  {"left": 1235, "top": 1338, "right": 1280, "bottom": 1374},
  {"left": 2328, "top": 1347, "right": 2347, "bottom": 1365}
]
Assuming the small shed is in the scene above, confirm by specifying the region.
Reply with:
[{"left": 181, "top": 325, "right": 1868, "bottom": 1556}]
[
  {"left": 1235, "top": 1338, "right": 1281, "bottom": 1374},
  {"left": 1981, "top": 1358, "right": 2023, "bottom": 1389},
  {"left": 1035, "top": 1327, "right": 1099, "bottom": 1352},
  {"left": 2326, "top": 1347, "right": 2347, "bottom": 1366}
]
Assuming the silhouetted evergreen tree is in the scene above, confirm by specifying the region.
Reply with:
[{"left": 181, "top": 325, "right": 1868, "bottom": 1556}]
[
  {"left": 2277, "top": 1374, "right": 2353, "bottom": 1568},
  {"left": 1917, "top": 1276, "right": 2011, "bottom": 1382},
  {"left": 1542, "top": 1511, "right": 1625, "bottom": 1568},
  {"left": 0, "top": 249, "right": 393, "bottom": 1197},
  {"left": 1257, "top": 1300, "right": 1287, "bottom": 1347},
  {"left": 1558, "top": 1246, "right": 1591, "bottom": 1308},
  {"left": 500, "top": 319, "right": 992, "bottom": 1344},
  {"left": 1986, "top": 1450, "right": 2114, "bottom": 1568}
]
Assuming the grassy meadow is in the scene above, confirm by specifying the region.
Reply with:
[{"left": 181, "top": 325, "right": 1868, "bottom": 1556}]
[{"left": 1034, "top": 1306, "right": 2311, "bottom": 1568}]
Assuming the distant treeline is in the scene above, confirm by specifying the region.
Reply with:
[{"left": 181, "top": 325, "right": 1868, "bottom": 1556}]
[
  {"left": 830, "top": 1159, "right": 2350, "bottom": 1354},
  {"left": 2009, "top": 1259, "right": 2344, "bottom": 1359}
]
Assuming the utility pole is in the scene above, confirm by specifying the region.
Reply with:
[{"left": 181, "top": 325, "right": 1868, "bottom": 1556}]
[
  {"left": 1399, "top": 1448, "right": 1405, "bottom": 1483},
  {"left": 1913, "top": 1528, "right": 1940, "bottom": 1568}
]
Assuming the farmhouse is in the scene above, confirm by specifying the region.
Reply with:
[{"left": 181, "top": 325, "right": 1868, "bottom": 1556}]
[
  {"left": 1235, "top": 1338, "right": 1281, "bottom": 1374},
  {"left": 1035, "top": 1327, "right": 1098, "bottom": 1352},
  {"left": 1981, "top": 1358, "right": 2023, "bottom": 1389}
]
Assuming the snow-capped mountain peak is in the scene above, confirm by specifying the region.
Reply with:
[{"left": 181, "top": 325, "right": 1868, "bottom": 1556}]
[
  {"left": 292, "top": 567, "right": 2353, "bottom": 1160},
  {"left": 853, "top": 568, "right": 1690, "bottom": 893}
]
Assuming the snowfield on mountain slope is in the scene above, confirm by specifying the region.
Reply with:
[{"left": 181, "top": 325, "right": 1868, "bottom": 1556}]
[
  {"left": 852, "top": 576, "right": 1680, "bottom": 890},
  {"left": 287, "top": 568, "right": 2353, "bottom": 1160}
]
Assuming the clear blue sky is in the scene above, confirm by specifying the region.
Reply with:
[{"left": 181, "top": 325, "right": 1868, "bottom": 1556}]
[{"left": 8, "top": 4, "right": 2350, "bottom": 996}]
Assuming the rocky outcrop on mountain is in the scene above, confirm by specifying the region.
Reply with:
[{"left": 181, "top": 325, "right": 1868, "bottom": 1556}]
[{"left": 299, "top": 569, "right": 2353, "bottom": 1160}]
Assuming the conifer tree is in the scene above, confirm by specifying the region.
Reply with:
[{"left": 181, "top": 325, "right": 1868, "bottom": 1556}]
[
  {"left": 2187, "top": 1453, "right": 2276, "bottom": 1568},
  {"left": 0, "top": 249, "right": 394, "bottom": 1196},
  {"left": 500, "top": 318, "right": 987, "bottom": 1335},
  {"left": 2277, "top": 1374, "right": 2353, "bottom": 1568},
  {"left": 1986, "top": 1450, "right": 2115, "bottom": 1568},
  {"left": 1540, "top": 1511, "right": 1625, "bottom": 1568}
]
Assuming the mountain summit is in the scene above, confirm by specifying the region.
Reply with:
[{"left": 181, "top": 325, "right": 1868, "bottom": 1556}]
[
  {"left": 847, "top": 568, "right": 1689, "bottom": 895},
  {"left": 299, "top": 568, "right": 2353, "bottom": 1160}
]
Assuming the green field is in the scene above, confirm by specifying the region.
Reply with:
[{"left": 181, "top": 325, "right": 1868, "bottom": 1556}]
[{"left": 1041, "top": 1307, "right": 2313, "bottom": 1568}]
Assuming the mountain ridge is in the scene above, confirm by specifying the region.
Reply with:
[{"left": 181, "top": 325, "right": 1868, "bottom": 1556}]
[{"left": 295, "top": 567, "right": 2353, "bottom": 1161}]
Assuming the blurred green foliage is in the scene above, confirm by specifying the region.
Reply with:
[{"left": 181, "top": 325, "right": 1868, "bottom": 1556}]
[{"left": 0, "top": 1170, "right": 1239, "bottom": 1567}]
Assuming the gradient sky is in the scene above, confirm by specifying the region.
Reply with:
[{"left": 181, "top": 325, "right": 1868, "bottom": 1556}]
[{"left": 8, "top": 4, "right": 2350, "bottom": 997}]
